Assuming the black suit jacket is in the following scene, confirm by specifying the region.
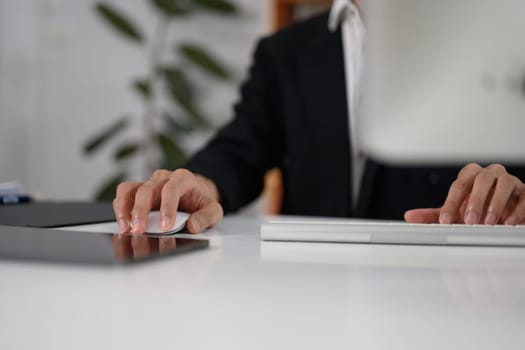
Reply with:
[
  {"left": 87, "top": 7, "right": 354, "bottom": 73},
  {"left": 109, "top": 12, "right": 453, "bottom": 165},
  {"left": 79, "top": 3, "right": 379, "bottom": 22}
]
[{"left": 186, "top": 12, "right": 525, "bottom": 220}]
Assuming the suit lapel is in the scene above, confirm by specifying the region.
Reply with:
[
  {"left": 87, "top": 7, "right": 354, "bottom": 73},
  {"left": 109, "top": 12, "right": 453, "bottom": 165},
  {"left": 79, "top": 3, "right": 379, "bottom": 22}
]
[{"left": 296, "top": 26, "right": 352, "bottom": 216}]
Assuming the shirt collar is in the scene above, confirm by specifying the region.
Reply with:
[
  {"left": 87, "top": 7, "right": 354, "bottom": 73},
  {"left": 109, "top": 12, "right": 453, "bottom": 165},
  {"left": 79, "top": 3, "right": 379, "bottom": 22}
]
[{"left": 328, "top": 0, "right": 360, "bottom": 32}]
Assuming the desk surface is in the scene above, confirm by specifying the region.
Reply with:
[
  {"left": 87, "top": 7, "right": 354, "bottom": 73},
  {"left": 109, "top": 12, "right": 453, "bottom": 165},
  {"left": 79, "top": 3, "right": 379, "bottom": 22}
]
[{"left": 1, "top": 215, "right": 525, "bottom": 349}]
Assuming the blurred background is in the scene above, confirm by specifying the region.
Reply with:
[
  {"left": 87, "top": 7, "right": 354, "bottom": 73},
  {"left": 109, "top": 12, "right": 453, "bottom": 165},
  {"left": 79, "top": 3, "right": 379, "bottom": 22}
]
[
  {"left": 0, "top": 0, "right": 330, "bottom": 204},
  {"left": 0, "top": 0, "right": 265, "bottom": 200}
]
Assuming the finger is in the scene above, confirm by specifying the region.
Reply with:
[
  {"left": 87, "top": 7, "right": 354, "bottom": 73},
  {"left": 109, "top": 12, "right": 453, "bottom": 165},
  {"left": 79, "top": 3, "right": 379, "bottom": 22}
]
[
  {"left": 483, "top": 174, "right": 517, "bottom": 224},
  {"left": 404, "top": 208, "right": 440, "bottom": 223},
  {"left": 440, "top": 163, "right": 482, "bottom": 224},
  {"left": 131, "top": 176, "right": 170, "bottom": 234},
  {"left": 113, "top": 181, "right": 142, "bottom": 233},
  {"left": 458, "top": 196, "right": 469, "bottom": 221},
  {"left": 159, "top": 169, "right": 198, "bottom": 232},
  {"left": 187, "top": 201, "right": 224, "bottom": 234},
  {"left": 464, "top": 165, "right": 506, "bottom": 224},
  {"left": 503, "top": 192, "right": 525, "bottom": 225}
]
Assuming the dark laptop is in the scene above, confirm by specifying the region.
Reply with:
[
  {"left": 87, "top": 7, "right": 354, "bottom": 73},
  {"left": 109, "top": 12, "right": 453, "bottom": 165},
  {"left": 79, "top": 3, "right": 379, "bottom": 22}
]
[{"left": 0, "top": 201, "right": 116, "bottom": 228}]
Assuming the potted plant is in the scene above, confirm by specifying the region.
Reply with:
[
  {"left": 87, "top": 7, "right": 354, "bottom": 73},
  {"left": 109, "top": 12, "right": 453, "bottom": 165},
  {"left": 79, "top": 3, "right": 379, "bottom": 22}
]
[{"left": 84, "top": 0, "right": 238, "bottom": 200}]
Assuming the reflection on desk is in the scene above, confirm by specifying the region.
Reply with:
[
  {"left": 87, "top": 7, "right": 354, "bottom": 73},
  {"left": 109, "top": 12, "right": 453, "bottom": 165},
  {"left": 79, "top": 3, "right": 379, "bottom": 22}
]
[
  {"left": 261, "top": 240, "right": 525, "bottom": 312},
  {"left": 260, "top": 240, "right": 525, "bottom": 269},
  {"left": 1, "top": 215, "right": 525, "bottom": 350},
  {"left": 0, "top": 225, "right": 209, "bottom": 265}
]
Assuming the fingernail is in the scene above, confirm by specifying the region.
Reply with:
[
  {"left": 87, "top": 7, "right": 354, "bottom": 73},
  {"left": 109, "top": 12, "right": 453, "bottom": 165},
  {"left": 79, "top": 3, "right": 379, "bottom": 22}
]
[
  {"left": 505, "top": 216, "right": 517, "bottom": 226},
  {"left": 131, "top": 218, "right": 142, "bottom": 233},
  {"left": 464, "top": 210, "right": 478, "bottom": 225},
  {"left": 484, "top": 212, "right": 497, "bottom": 225},
  {"left": 118, "top": 219, "right": 128, "bottom": 233},
  {"left": 161, "top": 215, "right": 171, "bottom": 231},
  {"left": 191, "top": 218, "right": 201, "bottom": 233},
  {"left": 440, "top": 212, "right": 452, "bottom": 224}
]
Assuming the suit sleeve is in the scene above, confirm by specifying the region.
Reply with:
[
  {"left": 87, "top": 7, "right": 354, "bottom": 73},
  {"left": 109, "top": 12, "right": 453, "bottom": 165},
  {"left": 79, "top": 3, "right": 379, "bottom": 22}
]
[{"left": 184, "top": 37, "right": 284, "bottom": 213}]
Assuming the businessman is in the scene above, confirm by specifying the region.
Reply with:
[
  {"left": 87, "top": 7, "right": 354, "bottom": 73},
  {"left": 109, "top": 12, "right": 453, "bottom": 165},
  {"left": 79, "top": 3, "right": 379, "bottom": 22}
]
[{"left": 113, "top": 0, "right": 525, "bottom": 234}]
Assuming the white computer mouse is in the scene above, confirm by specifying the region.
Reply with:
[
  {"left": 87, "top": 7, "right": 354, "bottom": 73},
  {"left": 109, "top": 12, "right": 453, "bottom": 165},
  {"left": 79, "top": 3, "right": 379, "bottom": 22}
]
[{"left": 145, "top": 211, "right": 190, "bottom": 234}]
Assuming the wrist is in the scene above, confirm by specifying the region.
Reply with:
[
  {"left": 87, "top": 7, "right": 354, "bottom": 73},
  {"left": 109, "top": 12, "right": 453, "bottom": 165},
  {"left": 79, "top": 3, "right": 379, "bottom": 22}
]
[{"left": 195, "top": 174, "right": 220, "bottom": 202}]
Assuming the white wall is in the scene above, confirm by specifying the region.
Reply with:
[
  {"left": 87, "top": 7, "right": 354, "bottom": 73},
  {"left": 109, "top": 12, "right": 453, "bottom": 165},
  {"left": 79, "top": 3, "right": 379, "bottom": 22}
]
[{"left": 0, "top": 0, "right": 270, "bottom": 200}]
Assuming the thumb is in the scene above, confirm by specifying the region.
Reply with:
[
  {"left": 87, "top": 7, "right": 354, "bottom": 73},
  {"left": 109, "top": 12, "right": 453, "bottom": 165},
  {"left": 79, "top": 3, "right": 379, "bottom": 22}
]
[
  {"left": 404, "top": 208, "right": 440, "bottom": 224},
  {"left": 186, "top": 201, "right": 224, "bottom": 234}
]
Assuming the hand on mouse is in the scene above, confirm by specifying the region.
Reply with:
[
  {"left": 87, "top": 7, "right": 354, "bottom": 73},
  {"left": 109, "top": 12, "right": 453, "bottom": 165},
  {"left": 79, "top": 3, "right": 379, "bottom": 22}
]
[
  {"left": 405, "top": 163, "right": 525, "bottom": 225},
  {"left": 113, "top": 168, "right": 223, "bottom": 234}
]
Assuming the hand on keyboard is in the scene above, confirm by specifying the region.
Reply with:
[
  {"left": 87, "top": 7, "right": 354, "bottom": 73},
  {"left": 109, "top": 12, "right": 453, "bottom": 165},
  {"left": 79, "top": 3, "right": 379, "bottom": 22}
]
[{"left": 405, "top": 163, "right": 525, "bottom": 225}]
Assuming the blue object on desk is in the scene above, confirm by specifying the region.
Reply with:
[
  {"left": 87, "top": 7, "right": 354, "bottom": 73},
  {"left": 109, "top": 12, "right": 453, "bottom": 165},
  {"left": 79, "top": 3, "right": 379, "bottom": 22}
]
[{"left": 0, "top": 195, "right": 32, "bottom": 205}]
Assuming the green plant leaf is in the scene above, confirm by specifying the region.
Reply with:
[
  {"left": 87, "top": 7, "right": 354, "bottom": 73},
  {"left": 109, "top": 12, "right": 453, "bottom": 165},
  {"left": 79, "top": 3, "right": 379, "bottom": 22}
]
[
  {"left": 162, "top": 67, "right": 210, "bottom": 128},
  {"left": 179, "top": 44, "right": 231, "bottom": 80},
  {"left": 95, "top": 172, "right": 126, "bottom": 201},
  {"left": 132, "top": 79, "right": 151, "bottom": 99},
  {"left": 193, "top": 0, "right": 238, "bottom": 14},
  {"left": 177, "top": 98, "right": 210, "bottom": 128},
  {"left": 83, "top": 117, "right": 129, "bottom": 155},
  {"left": 114, "top": 142, "right": 141, "bottom": 161},
  {"left": 149, "top": 0, "right": 191, "bottom": 17},
  {"left": 95, "top": 2, "right": 144, "bottom": 43},
  {"left": 163, "top": 113, "right": 195, "bottom": 133},
  {"left": 157, "top": 133, "right": 187, "bottom": 168},
  {"left": 163, "top": 67, "right": 194, "bottom": 104}
]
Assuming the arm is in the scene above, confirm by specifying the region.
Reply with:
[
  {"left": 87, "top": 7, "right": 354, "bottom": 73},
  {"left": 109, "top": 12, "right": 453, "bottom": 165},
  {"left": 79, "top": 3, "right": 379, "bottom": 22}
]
[
  {"left": 184, "top": 37, "right": 284, "bottom": 213},
  {"left": 113, "top": 38, "right": 283, "bottom": 233},
  {"left": 405, "top": 163, "right": 525, "bottom": 224}
]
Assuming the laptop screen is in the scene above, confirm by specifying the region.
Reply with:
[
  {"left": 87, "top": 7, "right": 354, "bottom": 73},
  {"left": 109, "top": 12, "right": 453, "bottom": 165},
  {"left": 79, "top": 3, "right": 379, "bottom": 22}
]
[{"left": 360, "top": 0, "right": 525, "bottom": 165}]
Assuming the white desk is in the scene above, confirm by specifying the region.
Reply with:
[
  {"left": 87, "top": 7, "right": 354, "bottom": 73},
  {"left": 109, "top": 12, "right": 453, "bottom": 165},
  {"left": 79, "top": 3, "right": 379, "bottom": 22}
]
[{"left": 2, "top": 215, "right": 525, "bottom": 349}]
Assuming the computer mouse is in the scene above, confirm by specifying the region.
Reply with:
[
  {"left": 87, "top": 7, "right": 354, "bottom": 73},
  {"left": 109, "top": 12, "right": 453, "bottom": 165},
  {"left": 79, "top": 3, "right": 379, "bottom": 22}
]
[{"left": 145, "top": 211, "right": 190, "bottom": 234}]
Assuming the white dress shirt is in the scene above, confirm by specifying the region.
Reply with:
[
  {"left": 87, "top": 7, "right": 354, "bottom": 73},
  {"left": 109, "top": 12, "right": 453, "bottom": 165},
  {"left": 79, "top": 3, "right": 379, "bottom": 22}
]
[{"left": 328, "top": 0, "right": 366, "bottom": 206}]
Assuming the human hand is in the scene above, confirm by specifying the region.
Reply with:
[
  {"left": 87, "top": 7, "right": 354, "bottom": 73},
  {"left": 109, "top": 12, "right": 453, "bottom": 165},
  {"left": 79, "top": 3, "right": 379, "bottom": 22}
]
[
  {"left": 113, "top": 169, "right": 223, "bottom": 234},
  {"left": 404, "top": 163, "right": 525, "bottom": 225}
]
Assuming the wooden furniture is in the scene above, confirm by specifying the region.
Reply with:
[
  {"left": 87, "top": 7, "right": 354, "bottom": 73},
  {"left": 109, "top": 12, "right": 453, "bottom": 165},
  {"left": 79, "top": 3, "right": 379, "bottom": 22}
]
[{"left": 272, "top": 0, "right": 332, "bottom": 31}]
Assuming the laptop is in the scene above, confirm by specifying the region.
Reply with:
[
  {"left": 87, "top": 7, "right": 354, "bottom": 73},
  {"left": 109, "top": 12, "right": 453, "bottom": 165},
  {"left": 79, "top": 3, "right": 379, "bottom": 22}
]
[
  {"left": 359, "top": 0, "right": 525, "bottom": 165},
  {"left": 0, "top": 202, "right": 116, "bottom": 228}
]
